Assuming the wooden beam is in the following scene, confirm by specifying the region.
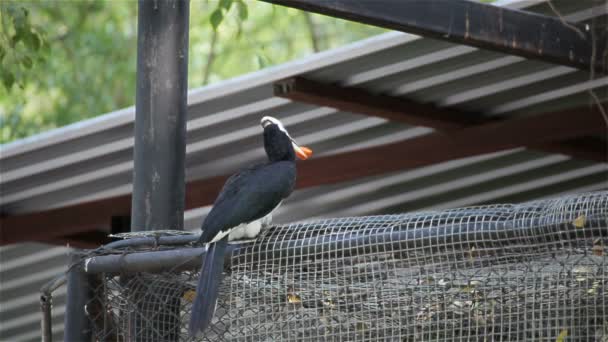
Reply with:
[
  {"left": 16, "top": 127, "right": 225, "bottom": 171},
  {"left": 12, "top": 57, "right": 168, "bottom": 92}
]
[
  {"left": 275, "top": 77, "right": 607, "bottom": 162},
  {"left": 0, "top": 196, "right": 131, "bottom": 245},
  {"left": 534, "top": 137, "right": 607, "bottom": 163},
  {"left": 1, "top": 104, "right": 604, "bottom": 245},
  {"left": 0, "top": 176, "right": 227, "bottom": 245},
  {"left": 274, "top": 77, "right": 485, "bottom": 130},
  {"left": 262, "top": 0, "right": 606, "bottom": 72},
  {"left": 296, "top": 104, "right": 606, "bottom": 187}
]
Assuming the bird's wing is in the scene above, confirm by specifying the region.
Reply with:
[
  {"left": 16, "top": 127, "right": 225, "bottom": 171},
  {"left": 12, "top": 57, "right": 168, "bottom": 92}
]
[{"left": 199, "top": 162, "right": 295, "bottom": 243}]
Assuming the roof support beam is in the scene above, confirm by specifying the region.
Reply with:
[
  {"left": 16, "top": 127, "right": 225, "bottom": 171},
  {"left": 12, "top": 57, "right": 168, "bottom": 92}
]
[
  {"left": 274, "top": 77, "right": 486, "bottom": 130},
  {"left": 535, "top": 138, "right": 607, "bottom": 163},
  {"left": 261, "top": 0, "right": 606, "bottom": 72},
  {"left": 296, "top": 104, "right": 607, "bottom": 187},
  {"left": 0, "top": 178, "right": 228, "bottom": 245},
  {"left": 275, "top": 77, "right": 607, "bottom": 162},
  {"left": 1, "top": 104, "right": 605, "bottom": 245}
]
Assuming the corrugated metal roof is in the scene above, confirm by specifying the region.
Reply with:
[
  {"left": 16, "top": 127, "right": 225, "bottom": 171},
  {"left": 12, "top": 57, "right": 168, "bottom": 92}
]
[{"left": 1, "top": 0, "right": 607, "bottom": 340}]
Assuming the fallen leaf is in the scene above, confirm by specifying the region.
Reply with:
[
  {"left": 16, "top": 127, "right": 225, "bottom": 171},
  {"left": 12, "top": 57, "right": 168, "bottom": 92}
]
[
  {"left": 573, "top": 215, "right": 586, "bottom": 228},
  {"left": 556, "top": 328, "right": 568, "bottom": 342},
  {"left": 592, "top": 245, "right": 604, "bottom": 256},
  {"left": 183, "top": 289, "right": 196, "bottom": 302},
  {"left": 287, "top": 293, "right": 302, "bottom": 303}
]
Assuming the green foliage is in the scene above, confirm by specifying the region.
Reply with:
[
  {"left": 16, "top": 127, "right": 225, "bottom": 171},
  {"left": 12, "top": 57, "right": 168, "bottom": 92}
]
[
  {"left": 0, "top": 2, "right": 48, "bottom": 91},
  {"left": 1, "top": 1, "right": 138, "bottom": 143},
  {"left": 210, "top": 9, "right": 224, "bottom": 30},
  {"left": 0, "top": 1, "right": 385, "bottom": 144},
  {"left": 236, "top": 1, "right": 248, "bottom": 21}
]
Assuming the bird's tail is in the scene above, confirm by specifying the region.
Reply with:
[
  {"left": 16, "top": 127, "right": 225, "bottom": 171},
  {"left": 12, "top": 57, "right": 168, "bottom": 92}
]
[{"left": 189, "top": 237, "right": 228, "bottom": 336}]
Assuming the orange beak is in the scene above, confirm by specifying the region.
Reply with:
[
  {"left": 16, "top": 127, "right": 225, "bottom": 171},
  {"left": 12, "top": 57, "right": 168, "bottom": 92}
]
[{"left": 292, "top": 142, "right": 313, "bottom": 160}]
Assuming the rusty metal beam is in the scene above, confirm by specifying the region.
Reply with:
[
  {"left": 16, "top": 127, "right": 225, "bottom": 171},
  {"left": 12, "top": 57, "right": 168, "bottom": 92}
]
[
  {"left": 1, "top": 104, "right": 604, "bottom": 245},
  {"left": 534, "top": 137, "right": 607, "bottom": 163},
  {"left": 261, "top": 0, "right": 607, "bottom": 72},
  {"left": 295, "top": 104, "right": 607, "bottom": 187},
  {"left": 0, "top": 177, "right": 228, "bottom": 245},
  {"left": 40, "top": 215, "right": 131, "bottom": 248},
  {"left": 274, "top": 77, "right": 486, "bottom": 130},
  {"left": 0, "top": 196, "right": 131, "bottom": 245},
  {"left": 275, "top": 77, "right": 607, "bottom": 162}
]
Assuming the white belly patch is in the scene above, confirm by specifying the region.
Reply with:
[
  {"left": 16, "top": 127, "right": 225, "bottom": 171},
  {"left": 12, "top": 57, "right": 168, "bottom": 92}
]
[
  {"left": 208, "top": 202, "right": 281, "bottom": 243},
  {"left": 208, "top": 213, "right": 270, "bottom": 243},
  {"left": 228, "top": 220, "right": 262, "bottom": 241}
]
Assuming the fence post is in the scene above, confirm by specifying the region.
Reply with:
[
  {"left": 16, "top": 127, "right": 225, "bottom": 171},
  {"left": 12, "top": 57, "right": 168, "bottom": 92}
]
[
  {"left": 128, "top": 0, "right": 190, "bottom": 340},
  {"left": 132, "top": 0, "right": 189, "bottom": 232},
  {"left": 63, "top": 253, "right": 92, "bottom": 342}
]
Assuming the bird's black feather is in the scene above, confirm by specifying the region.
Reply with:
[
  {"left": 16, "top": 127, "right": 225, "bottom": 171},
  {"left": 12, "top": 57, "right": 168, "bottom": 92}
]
[
  {"left": 189, "top": 236, "right": 228, "bottom": 336},
  {"left": 198, "top": 161, "right": 295, "bottom": 243},
  {"left": 190, "top": 122, "right": 300, "bottom": 336}
]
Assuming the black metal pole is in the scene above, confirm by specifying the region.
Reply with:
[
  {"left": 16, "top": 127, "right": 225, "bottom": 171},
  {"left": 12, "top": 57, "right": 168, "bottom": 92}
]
[
  {"left": 132, "top": 0, "right": 189, "bottom": 232},
  {"left": 41, "top": 274, "right": 66, "bottom": 342},
  {"left": 130, "top": 1, "right": 189, "bottom": 341},
  {"left": 63, "top": 254, "right": 92, "bottom": 342},
  {"left": 41, "top": 294, "right": 52, "bottom": 342}
]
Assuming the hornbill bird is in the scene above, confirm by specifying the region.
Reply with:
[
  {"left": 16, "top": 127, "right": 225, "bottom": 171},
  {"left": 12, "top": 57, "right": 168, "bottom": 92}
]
[{"left": 189, "top": 116, "right": 313, "bottom": 335}]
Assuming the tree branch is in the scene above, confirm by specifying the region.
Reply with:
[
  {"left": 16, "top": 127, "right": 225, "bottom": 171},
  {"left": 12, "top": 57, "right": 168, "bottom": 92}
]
[
  {"left": 202, "top": 28, "right": 218, "bottom": 85},
  {"left": 303, "top": 12, "right": 321, "bottom": 52}
]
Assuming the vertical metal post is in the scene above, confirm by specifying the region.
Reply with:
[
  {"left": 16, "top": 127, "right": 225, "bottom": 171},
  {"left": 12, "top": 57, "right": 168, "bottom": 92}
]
[
  {"left": 64, "top": 253, "right": 92, "bottom": 342},
  {"left": 41, "top": 294, "right": 52, "bottom": 342},
  {"left": 130, "top": 1, "right": 189, "bottom": 341},
  {"left": 41, "top": 274, "right": 66, "bottom": 342},
  {"left": 132, "top": 0, "right": 189, "bottom": 232}
]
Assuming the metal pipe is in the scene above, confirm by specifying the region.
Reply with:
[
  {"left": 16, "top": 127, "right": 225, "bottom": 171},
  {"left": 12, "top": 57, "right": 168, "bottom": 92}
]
[
  {"left": 40, "top": 273, "right": 67, "bottom": 342},
  {"left": 64, "top": 253, "right": 92, "bottom": 342},
  {"left": 129, "top": 1, "right": 190, "bottom": 340},
  {"left": 101, "top": 234, "right": 198, "bottom": 250},
  {"left": 84, "top": 215, "right": 607, "bottom": 275},
  {"left": 40, "top": 296, "right": 53, "bottom": 342},
  {"left": 131, "top": 0, "right": 190, "bottom": 232},
  {"left": 98, "top": 209, "right": 511, "bottom": 251},
  {"left": 85, "top": 245, "right": 211, "bottom": 274}
]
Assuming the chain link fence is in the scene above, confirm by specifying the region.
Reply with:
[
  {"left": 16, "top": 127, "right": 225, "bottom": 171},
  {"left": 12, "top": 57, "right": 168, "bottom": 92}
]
[{"left": 68, "top": 191, "right": 607, "bottom": 341}]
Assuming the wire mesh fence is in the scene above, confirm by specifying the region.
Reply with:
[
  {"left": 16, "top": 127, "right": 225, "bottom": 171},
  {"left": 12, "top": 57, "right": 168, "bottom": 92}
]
[{"left": 76, "top": 191, "right": 608, "bottom": 341}]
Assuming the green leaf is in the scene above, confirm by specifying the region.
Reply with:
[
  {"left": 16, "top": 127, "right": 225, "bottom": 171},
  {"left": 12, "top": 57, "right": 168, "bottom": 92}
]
[
  {"left": 256, "top": 54, "right": 267, "bottom": 69},
  {"left": 12, "top": 28, "right": 24, "bottom": 46},
  {"left": 1, "top": 70, "right": 15, "bottom": 90},
  {"left": 21, "top": 56, "right": 32, "bottom": 69},
  {"left": 237, "top": 0, "right": 248, "bottom": 21},
  {"left": 555, "top": 329, "right": 568, "bottom": 342},
  {"left": 219, "top": 0, "right": 233, "bottom": 11},
  {"left": 40, "top": 38, "right": 50, "bottom": 54},
  {"left": 210, "top": 9, "right": 224, "bottom": 31},
  {"left": 10, "top": 6, "right": 29, "bottom": 31},
  {"left": 23, "top": 31, "right": 42, "bottom": 51}
]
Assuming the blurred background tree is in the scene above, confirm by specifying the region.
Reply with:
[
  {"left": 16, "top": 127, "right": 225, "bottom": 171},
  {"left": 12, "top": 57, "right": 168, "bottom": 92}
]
[{"left": 0, "top": 0, "right": 385, "bottom": 144}]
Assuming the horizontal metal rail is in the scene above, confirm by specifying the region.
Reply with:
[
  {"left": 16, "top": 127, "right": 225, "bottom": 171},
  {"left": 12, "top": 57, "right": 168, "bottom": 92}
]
[{"left": 84, "top": 214, "right": 606, "bottom": 275}]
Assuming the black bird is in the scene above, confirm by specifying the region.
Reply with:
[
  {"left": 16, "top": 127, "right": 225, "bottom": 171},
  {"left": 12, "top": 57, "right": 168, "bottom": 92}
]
[{"left": 189, "top": 116, "right": 312, "bottom": 335}]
